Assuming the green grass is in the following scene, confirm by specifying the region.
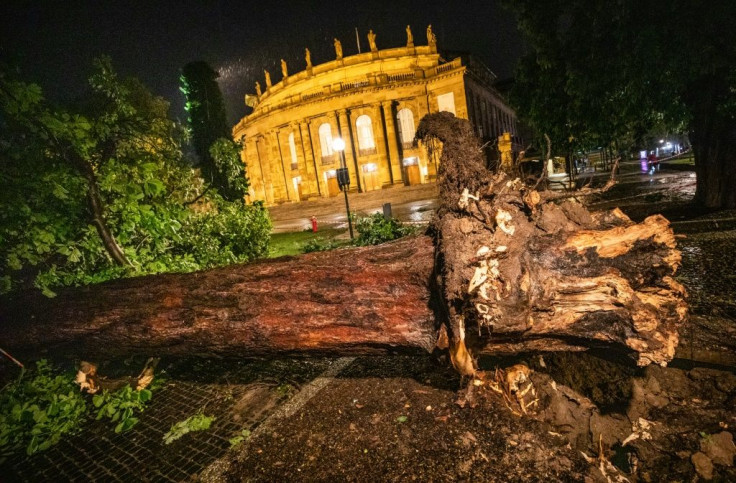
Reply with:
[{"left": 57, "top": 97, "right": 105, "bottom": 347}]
[
  {"left": 665, "top": 153, "right": 695, "bottom": 165},
  {"left": 268, "top": 227, "right": 349, "bottom": 258}
]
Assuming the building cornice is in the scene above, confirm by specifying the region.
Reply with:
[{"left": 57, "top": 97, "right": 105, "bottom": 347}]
[{"left": 233, "top": 58, "right": 465, "bottom": 138}]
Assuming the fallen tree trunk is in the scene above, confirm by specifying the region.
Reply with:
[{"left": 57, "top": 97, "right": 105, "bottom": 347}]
[
  {"left": 0, "top": 113, "right": 687, "bottom": 368},
  {"left": 0, "top": 236, "right": 438, "bottom": 359}
]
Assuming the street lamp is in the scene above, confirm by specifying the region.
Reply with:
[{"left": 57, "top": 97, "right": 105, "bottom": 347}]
[{"left": 332, "top": 137, "right": 354, "bottom": 239}]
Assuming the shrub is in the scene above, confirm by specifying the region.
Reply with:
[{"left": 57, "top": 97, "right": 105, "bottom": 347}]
[
  {"left": 302, "top": 238, "right": 340, "bottom": 253},
  {"left": 354, "top": 213, "right": 416, "bottom": 246}
]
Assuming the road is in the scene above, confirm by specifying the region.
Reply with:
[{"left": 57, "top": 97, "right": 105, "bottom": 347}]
[{"left": 268, "top": 159, "right": 693, "bottom": 233}]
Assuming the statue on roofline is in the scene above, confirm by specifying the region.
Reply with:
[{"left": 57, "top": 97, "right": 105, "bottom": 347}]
[
  {"left": 305, "top": 48, "right": 312, "bottom": 69},
  {"left": 368, "top": 29, "right": 377, "bottom": 52},
  {"left": 406, "top": 25, "right": 414, "bottom": 47},
  {"left": 255, "top": 81, "right": 262, "bottom": 97},
  {"left": 281, "top": 59, "right": 288, "bottom": 78},
  {"left": 264, "top": 69, "right": 272, "bottom": 88},
  {"left": 334, "top": 38, "right": 343, "bottom": 60},
  {"left": 427, "top": 24, "right": 436, "bottom": 48}
]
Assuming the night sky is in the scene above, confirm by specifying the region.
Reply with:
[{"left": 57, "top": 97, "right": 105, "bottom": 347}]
[{"left": 1, "top": 1, "right": 523, "bottom": 125}]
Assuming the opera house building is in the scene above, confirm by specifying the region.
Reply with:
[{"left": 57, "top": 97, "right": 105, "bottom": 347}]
[{"left": 233, "top": 26, "right": 520, "bottom": 205}]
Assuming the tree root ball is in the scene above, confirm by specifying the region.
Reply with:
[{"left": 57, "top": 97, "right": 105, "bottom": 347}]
[{"left": 417, "top": 112, "right": 687, "bottom": 371}]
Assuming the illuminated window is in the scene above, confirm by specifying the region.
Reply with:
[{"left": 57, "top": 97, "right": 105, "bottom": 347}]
[
  {"left": 288, "top": 132, "right": 298, "bottom": 170},
  {"left": 396, "top": 108, "right": 415, "bottom": 147},
  {"left": 318, "top": 123, "right": 334, "bottom": 158},
  {"left": 355, "top": 115, "right": 376, "bottom": 154},
  {"left": 437, "top": 92, "right": 455, "bottom": 115}
]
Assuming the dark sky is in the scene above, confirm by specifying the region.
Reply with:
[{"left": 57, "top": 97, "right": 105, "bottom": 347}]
[{"left": 1, "top": 1, "right": 524, "bottom": 124}]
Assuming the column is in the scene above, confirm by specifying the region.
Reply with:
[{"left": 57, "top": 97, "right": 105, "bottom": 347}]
[
  {"left": 335, "top": 110, "right": 359, "bottom": 190},
  {"left": 256, "top": 136, "right": 274, "bottom": 205},
  {"left": 381, "top": 101, "right": 403, "bottom": 184},
  {"left": 269, "top": 130, "right": 290, "bottom": 202},
  {"left": 245, "top": 138, "right": 266, "bottom": 202},
  {"left": 307, "top": 121, "right": 328, "bottom": 197},
  {"left": 373, "top": 103, "right": 392, "bottom": 185},
  {"left": 298, "top": 120, "right": 320, "bottom": 197},
  {"left": 340, "top": 108, "right": 362, "bottom": 192}
]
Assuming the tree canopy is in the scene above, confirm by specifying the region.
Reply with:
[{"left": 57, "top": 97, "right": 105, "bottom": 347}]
[
  {"left": 508, "top": 0, "right": 736, "bottom": 208},
  {"left": 0, "top": 58, "right": 270, "bottom": 296},
  {"left": 180, "top": 61, "right": 246, "bottom": 201}
]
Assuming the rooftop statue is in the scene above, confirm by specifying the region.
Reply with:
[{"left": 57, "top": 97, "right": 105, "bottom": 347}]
[
  {"left": 334, "top": 38, "right": 343, "bottom": 60},
  {"left": 427, "top": 25, "right": 437, "bottom": 48},
  {"left": 406, "top": 25, "right": 414, "bottom": 47},
  {"left": 305, "top": 48, "right": 312, "bottom": 69},
  {"left": 281, "top": 59, "right": 288, "bottom": 78},
  {"left": 367, "top": 29, "right": 377, "bottom": 52},
  {"left": 264, "top": 69, "right": 272, "bottom": 88},
  {"left": 255, "top": 81, "right": 262, "bottom": 97}
]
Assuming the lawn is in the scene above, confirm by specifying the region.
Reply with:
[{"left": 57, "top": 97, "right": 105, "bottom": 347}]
[
  {"left": 268, "top": 227, "right": 349, "bottom": 258},
  {"left": 664, "top": 152, "right": 695, "bottom": 165}
]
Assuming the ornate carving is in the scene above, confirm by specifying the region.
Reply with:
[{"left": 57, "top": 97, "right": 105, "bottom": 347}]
[
  {"left": 368, "top": 29, "right": 377, "bottom": 52},
  {"left": 334, "top": 38, "right": 343, "bottom": 60},
  {"left": 406, "top": 25, "right": 414, "bottom": 47}
]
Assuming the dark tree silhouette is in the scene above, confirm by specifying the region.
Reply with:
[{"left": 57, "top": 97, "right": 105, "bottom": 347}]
[
  {"left": 180, "top": 61, "right": 244, "bottom": 201},
  {"left": 508, "top": 0, "right": 736, "bottom": 208}
]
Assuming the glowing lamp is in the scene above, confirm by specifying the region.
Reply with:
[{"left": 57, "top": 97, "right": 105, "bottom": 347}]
[{"left": 332, "top": 137, "right": 345, "bottom": 152}]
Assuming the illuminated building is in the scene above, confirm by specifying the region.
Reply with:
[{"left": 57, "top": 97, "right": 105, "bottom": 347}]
[{"left": 233, "top": 25, "right": 520, "bottom": 204}]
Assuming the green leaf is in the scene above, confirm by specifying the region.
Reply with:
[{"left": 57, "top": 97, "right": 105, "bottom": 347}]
[
  {"left": 396, "top": 416, "right": 408, "bottom": 423},
  {"left": 122, "top": 417, "right": 138, "bottom": 432}
]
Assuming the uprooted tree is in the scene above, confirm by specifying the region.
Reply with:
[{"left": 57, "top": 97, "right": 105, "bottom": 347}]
[{"left": 0, "top": 113, "right": 687, "bottom": 373}]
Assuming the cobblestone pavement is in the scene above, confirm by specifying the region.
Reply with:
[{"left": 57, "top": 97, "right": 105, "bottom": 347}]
[{"left": 4, "top": 164, "right": 736, "bottom": 481}]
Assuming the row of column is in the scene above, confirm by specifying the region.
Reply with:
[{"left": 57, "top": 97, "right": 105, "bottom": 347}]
[{"left": 244, "top": 101, "right": 413, "bottom": 205}]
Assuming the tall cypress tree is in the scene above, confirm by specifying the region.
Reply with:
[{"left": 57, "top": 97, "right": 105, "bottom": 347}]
[{"left": 180, "top": 61, "right": 242, "bottom": 200}]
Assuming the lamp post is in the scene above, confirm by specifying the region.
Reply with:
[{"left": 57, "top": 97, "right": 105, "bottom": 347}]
[{"left": 332, "top": 137, "right": 354, "bottom": 239}]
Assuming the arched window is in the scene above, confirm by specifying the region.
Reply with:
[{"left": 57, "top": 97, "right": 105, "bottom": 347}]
[
  {"left": 355, "top": 115, "right": 376, "bottom": 154},
  {"left": 288, "top": 132, "right": 298, "bottom": 170},
  {"left": 318, "top": 123, "right": 334, "bottom": 159},
  {"left": 396, "top": 108, "right": 415, "bottom": 148}
]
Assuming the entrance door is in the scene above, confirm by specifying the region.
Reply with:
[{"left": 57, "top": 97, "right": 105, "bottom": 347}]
[
  {"left": 292, "top": 176, "right": 303, "bottom": 201},
  {"left": 406, "top": 165, "right": 421, "bottom": 185},
  {"left": 361, "top": 163, "right": 380, "bottom": 192},
  {"left": 326, "top": 176, "right": 340, "bottom": 197}
]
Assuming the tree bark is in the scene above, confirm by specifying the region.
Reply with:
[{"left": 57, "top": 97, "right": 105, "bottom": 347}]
[
  {"left": 82, "top": 165, "right": 132, "bottom": 267},
  {"left": 1, "top": 114, "right": 687, "bottom": 370},
  {"left": 0, "top": 236, "right": 437, "bottom": 359},
  {"left": 690, "top": 74, "right": 736, "bottom": 209}
]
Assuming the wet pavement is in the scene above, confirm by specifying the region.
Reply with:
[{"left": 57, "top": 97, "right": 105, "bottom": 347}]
[
  {"left": 3, "top": 162, "right": 736, "bottom": 481},
  {"left": 267, "top": 183, "right": 438, "bottom": 232},
  {"left": 269, "top": 160, "right": 698, "bottom": 232}
]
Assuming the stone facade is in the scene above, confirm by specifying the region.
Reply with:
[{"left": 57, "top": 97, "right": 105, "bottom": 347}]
[{"left": 233, "top": 28, "right": 519, "bottom": 205}]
